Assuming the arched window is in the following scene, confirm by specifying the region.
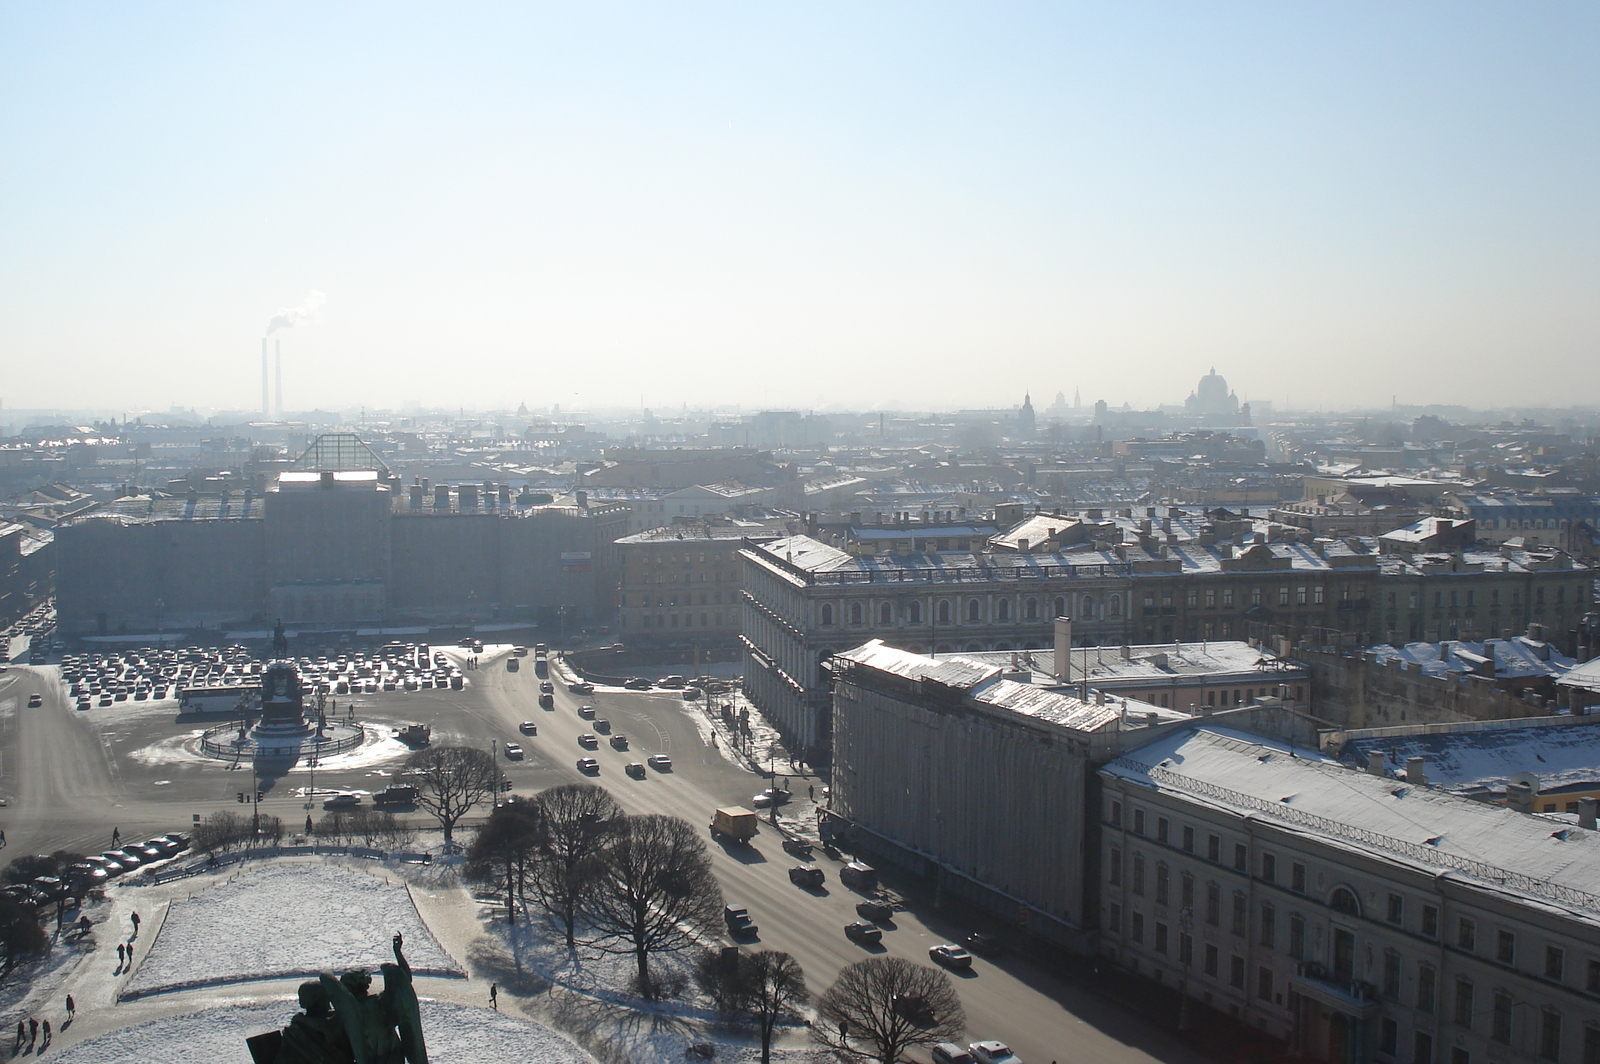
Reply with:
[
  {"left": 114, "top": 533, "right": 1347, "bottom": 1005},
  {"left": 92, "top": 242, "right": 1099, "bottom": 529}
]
[
  {"left": 1330, "top": 887, "right": 1361, "bottom": 916},
  {"left": 1024, "top": 597, "right": 1038, "bottom": 621},
  {"left": 937, "top": 600, "right": 951, "bottom": 625},
  {"left": 908, "top": 601, "right": 922, "bottom": 624},
  {"left": 1054, "top": 596, "right": 1066, "bottom": 619},
  {"left": 967, "top": 599, "right": 982, "bottom": 624},
  {"left": 850, "top": 602, "right": 863, "bottom": 626},
  {"left": 820, "top": 603, "right": 834, "bottom": 627},
  {"left": 879, "top": 602, "right": 894, "bottom": 625},
  {"left": 997, "top": 599, "right": 1011, "bottom": 622},
  {"left": 1082, "top": 595, "right": 1096, "bottom": 619},
  {"left": 1109, "top": 594, "right": 1122, "bottom": 618}
]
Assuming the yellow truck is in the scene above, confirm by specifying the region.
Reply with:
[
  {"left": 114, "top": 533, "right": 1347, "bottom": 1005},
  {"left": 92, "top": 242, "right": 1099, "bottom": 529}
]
[{"left": 710, "top": 806, "right": 759, "bottom": 843}]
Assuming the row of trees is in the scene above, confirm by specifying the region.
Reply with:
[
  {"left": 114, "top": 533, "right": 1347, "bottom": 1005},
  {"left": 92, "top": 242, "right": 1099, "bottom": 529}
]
[{"left": 465, "top": 780, "right": 967, "bottom": 1064}]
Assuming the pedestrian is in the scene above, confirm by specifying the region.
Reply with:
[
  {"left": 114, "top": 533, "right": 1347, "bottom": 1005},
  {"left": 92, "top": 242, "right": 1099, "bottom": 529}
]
[
  {"left": 130, "top": 911, "right": 141, "bottom": 937},
  {"left": 111, "top": 826, "right": 120, "bottom": 846},
  {"left": 15, "top": 1020, "right": 24, "bottom": 1051},
  {"left": 65, "top": 994, "right": 74, "bottom": 1021},
  {"left": 28, "top": 1019, "right": 37, "bottom": 1046},
  {"left": 39, "top": 1021, "right": 48, "bottom": 1050},
  {"left": 808, "top": 783, "right": 815, "bottom": 801},
  {"left": 489, "top": 982, "right": 498, "bottom": 1010},
  {"left": 117, "top": 942, "right": 126, "bottom": 966}
]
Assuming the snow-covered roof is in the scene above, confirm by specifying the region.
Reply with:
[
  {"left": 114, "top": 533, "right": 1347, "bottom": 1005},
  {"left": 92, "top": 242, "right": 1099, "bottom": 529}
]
[
  {"left": 1336, "top": 716, "right": 1600, "bottom": 797},
  {"left": 1369, "top": 637, "right": 1573, "bottom": 680},
  {"left": 1104, "top": 725, "right": 1600, "bottom": 921}
]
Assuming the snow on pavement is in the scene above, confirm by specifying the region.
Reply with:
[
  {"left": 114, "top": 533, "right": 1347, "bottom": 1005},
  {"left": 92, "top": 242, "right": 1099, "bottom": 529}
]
[
  {"left": 124, "top": 863, "right": 459, "bottom": 998},
  {"left": 50, "top": 1000, "right": 598, "bottom": 1064}
]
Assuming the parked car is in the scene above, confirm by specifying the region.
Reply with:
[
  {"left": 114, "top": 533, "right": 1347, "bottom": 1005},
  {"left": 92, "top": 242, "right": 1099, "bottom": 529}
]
[
  {"left": 519, "top": 721, "right": 538, "bottom": 735},
  {"left": 845, "top": 920, "right": 883, "bottom": 945},
  {"left": 647, "top": 755, "right": 673, "bottom": 770},
  {"left": 625, "top": 763, "right": 646, "bottom": 779},
  {"left": 577, "top": 733, "right": 598, "bottom": 749},
  {"left": 782, "top": 837, "right": 814, "bottom": 858},
  {"left": 969, "top": 1042, "right": 1022, "bottom": 1064},
  {"left": 963, "top": 932, "right": 1002, "bottom": 957},
  {"left": 788, "top": 865, "right": 825, "bottom": 888},
  {"left": 929, "top": 944, "right": 973, "bottom": 969},
  {"left": 856, "top": 899, "right": 894, "bottom": 922},
  {"left": 623, "top": 677, "right": 652, "bottom": 690},
  {"left": 503, "top": 743, "right": 523, "bottom": 760},
  {"left": 656, "top": 675, "right": 686, "bottom": 689},
  {"left": 576, "top": 758, "right": 600, "bottom": 774},
  {"left": 752, "top": 788, "right": 791, "bottom": 809},
  {"left": 568, "top": 681, "right": 594, "bottom": 694},
  {"left": 932, "top": 1045, "right": 976, "bottom": 1064}
]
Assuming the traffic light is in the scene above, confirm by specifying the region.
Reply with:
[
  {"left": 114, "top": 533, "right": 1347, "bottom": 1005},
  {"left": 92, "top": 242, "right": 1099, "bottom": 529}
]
[
  {"left": 237, "top": 792, "right": 245, "bottom": 803},
  {"left": 500, "top": 779, "right": 514, "bottom": 792},
  {"left": 256, "top": 791, "right": 264, "bottom": 803}
]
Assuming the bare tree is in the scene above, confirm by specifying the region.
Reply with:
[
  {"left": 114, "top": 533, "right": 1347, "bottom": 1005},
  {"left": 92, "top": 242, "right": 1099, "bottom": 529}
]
[
  {"left": 813, "top": 957, "right": 965, "bottom": 1064},
  {"left": 194, "top": 811, "right": 254, "bottom": 854},
  {"left": 0, "top": 895, "right": 46, "bottom": 982},
  {"left": 523, "top": 783, "right": 620, "bottom": 947},
  {"left": 464, "top": 800, "right": 541, "bottom": 925},
  {"left": 583, "top": 813, "right": 723, "bottom": 1000},
  {"left": 734, "top": 951, "right": 810, "bottom": 1064},
  {"left": 404, "top": 745, "right": 499, "bottom": 850}
]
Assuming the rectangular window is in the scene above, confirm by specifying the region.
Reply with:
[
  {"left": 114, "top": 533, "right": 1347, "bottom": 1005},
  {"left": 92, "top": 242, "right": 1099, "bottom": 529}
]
[
  {"left": 1157, "top": 817, "right": 1169, "bottom": 844},
  {"left": 1108, "top": 903, "right": 1122, "bottom": 933},
  {"left": 1155, "top": 864, "right": 1169, "bottom": 905},
  {"left": 1548, "top": 946, "right": 1566, "bottom": 982},
  {"left": 1422, "top": 905, "right": 1439, "bottom": 938},
  {"left": 1583, "top": 1026, "right": 1599, "bottom": 1064},
  {"left": 1383, "top": 951, "right": 1401, "bottom": 998},
  {"left": 1258, "top": 966, "right": 1273, "bottom": 1001},
  {"left": 1187, "top": 590, "right": 1198, "bottom": 608},
  {"left": 1260, "top": 902, "right": 1276, "bottom": 949},
  {"left": 1292, "top": 862, "right": 1307, "bottom": 893},
  {"left": 1387, "top": 893, "right": 1404, "bottom": 925},
  {"left": 1109, "top": 847, "right": 1122, "bottom": 886},
  {"left": 1223, "top": 589, "right": 1234, "bottom": 607},
  {"left": 1414, "top": 1032, "right": 1434, "bottom": 1064},
  {"left": 1314, "top": 585, "right": 1325, "bottom": 604},
  {"left": 1252, "top": 587, "right": 1263, "bottom": 606},
  {"left": 1261, "top": 853, "right": 1276, "bottom": 883},
  {"left": 1279, "top": 587, "right": 1290, "bottom": 606},
  {"left": 1542, "top": 1009, "right": 1562, "bottom": 1062},
  {"left": 1131, "top": 912, "right": 1144, "bottom": 944},
  {"left": 1180, "top": 872, "right": 1195, "bottom": 909},
  {"left": 1206, "top": 589, "right": 1216, "bottom": 608},
  {"left": 1230, "top": 955, "right": 1245, "bottom": 989},
  {"left": 1134, "top": 809, "right": 1146, "bottom": 836},
  {"left": 1110, "top": 800, "right": 1122, "bottom": 827},
  {"left": 1233, "top": 843, "right": 1248, "bottom": 872},
  {"left": 1418, "top": 964, "right": 1437, "bottom": 1013},
  {"left": 1289, "top": 915, "right": 1306, "bottom": 959},
  {"left": 1493, "top": 992, "right": 1513, "bottom": 1045},
  {"left": 1204, "top": 944, "right": 1219, "bottom": 977},
  {"left": 1498, "top": 930, "right": 1516, "bottom": 965},
  {"left": 1459, "top": 918, "right": 1476, "bottom": 952},
  {"left": 1380, "top": 1018, "right": 1398, "bottom": 1056},
  {"left": 1588, "top": 959, "right": 1600, "bottom": 993},
  {"left": 1208, "top": 835, "right": 1221, "bottom": 862},
  {"left": 1455, "top": 977, "right": 1474, "bottom": 1028},
  {"left": 1132, "top": 854, "right": 1145, "bottom": 895},
  {"left": 1179, "top": 933, "right": 1192, "bottom": 966},
  {"left": 1155, "top": 922, "right": 1168, "bottom": 954},
  {"left": 1297, "top": 586, "right": 1308, "bottom": 606},
  {"left": 1182, "top": 825, "right": 1195, "bottom": 853},
  {"left": 1232, "top": 892, "right": 1247, "bottom": 936},
  {"left": 1206, "top": 883, "right": 1220, "bottom": 926}
]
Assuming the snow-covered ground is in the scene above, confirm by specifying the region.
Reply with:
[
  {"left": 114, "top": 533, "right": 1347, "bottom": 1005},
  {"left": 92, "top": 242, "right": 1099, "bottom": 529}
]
[
  {"left": 124, "top": 863, "right": 459, "bottom": 998},
  {"left": 51, "top": 1000, "right": 598, "bottom": 1064}
]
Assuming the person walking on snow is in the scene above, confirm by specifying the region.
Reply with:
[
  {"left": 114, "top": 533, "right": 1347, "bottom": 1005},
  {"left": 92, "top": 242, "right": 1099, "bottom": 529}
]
[
  {"left": 130, "top": 911, "right": 141, "bottom": 937},
  {"left": 489, "top": 983, "right": 498, "bottom": 1010},
  {"left": 117, "top": 942, "right": 126, "bottom": 967},
  {"left": 65, "top": 995, "right": 74, "bottom": 1021}
]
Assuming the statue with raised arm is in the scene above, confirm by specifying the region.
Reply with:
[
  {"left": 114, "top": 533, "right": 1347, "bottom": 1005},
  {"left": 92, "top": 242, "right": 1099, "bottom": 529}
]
[
  {"left": 272, "top": 619, "right": 290, "bottom": 660},
  {"left": 245, "top": 980, "right": 354, "bottom": 1064},
  {"left": 319, "top": 933, "right": 427, "bottom": 1064}
]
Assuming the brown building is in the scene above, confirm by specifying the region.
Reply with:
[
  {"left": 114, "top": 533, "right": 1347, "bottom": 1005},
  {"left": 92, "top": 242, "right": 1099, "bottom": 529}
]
[{"left": 617, "top": 520, "right": 788, "bottom": 643}]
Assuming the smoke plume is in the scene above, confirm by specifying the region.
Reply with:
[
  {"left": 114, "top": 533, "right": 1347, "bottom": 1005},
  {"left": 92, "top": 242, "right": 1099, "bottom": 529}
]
[{"left": 265, "top": 290, "right": 327, "bottom": 335}]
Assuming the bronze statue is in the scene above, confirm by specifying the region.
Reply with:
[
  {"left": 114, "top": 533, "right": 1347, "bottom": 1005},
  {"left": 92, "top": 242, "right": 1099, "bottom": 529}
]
[
  {"left": 272, "top": 619, "right": 290, "bottom": 660},
  {"left": 246, "top": 980, "right": 356, "bottom": 1064},
  {"left": 319, "top": 933, "right": 428, "bottom": 1064}
]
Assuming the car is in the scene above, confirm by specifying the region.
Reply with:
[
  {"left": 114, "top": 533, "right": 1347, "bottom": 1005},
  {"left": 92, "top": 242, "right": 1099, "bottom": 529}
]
[
  {"left": 27, "top": 693, "right": 42, "bottom": 707},
  {"left": 894, "top": 994, "right": 936, "bottom": 1025},
  {"left": 533, "top": 643, "right": 548, "bottom": 654},
  {"left": 105, "top": 848, "right": 145, "bottom": 868},
  {"left": 577, "top": 705, "right": 596, "bottom": 719},
  {"left": 782, "top": 837, "right": 814, "bottom": 858},
  {"left": 129, "top": 844, "right": 164, "bottom": 863},
  {"left": 538, "top": 692, "right": 554, "bottom": 709},
  {"left": 647, "top": 755, "right": 673, "bottom": 771},
  {"left": 323, "top": 792, "right": 362, "bottom": 809},
  {"left": 656, "top": 675, "right": 686, "bottom": 689},
  {"left": 840, "top": 861, "right": 878, "bottom": 891},
  {"left": 963, "top": 932, "right": 1002, "bottom": 957},
  {"left": 68, "top": 862, "right": 109, "bottom": 885},
  {"left": 593, "top": 718, "right": 611, "bottom": 734},
  {"left": 503, "top": 743, "right": 523, "bottom": 759},
  {"left": 623, "top": 677, "right": 652, "bottom": 690},
  {"left": 788, "top": 865, "right": 825, "bottom": 888},
  {"left": 931, "top": 1045, "right": 977, "bottom": 1064},
  {"left": 505, "top": 657, "right": 519, "bottom": 672},
  {"left": 568, "top": 681, "right": 594, "bottom": 694},
  {"left": 751, "top": 788, "right": 792, "bottom": 809},
  {"left": 724, "top": 905, "right": 758, "bottom": 937},
  {"left": 576, "top": 758, "right": 600, "bottom": 774},
  {"left": 968, "top": 1041, "right": 1022, "bottom": 1064},
  {"left": 539, "top": 681, "right": 553, "bottom": 694},
  {"left": 929, "top": 944, "right": 973, "bottom": 969},
  {"left": 856, "top": 899, "right": 894, "bottom": 922},
  {"left": 577, "top": 733, "right": 598, "bottom": 749},
  {"left": 625, "top": 763, "right": 646, "bottom": 780},
  {"left": 845, "top": 920, "right": 883, "bottom": 945},
  {"left": 519, "top": 721, "right": 538, "bottom": 735},
  {"left": 143, "top": 837, "right": 181, "bottom": 856},
  {"left": 374, "top": 784, "right": 419, "bottom": 806},
  {"left": 609, "top": 734, "right": 628, "bottom": 750},
  {"left": 512, "top": 646, "right": 528, "bottom": 657}
]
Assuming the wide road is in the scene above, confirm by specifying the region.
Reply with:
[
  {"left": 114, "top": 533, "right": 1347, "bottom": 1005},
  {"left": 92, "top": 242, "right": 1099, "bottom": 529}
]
[{"left": 0, "top": 647, "right": 1204, "bottom": 1064}]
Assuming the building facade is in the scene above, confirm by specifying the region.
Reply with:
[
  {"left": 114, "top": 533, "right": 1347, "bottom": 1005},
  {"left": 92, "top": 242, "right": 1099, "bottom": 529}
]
[{"left": 616, "top": 522, "right": 785, "bottom": 643}]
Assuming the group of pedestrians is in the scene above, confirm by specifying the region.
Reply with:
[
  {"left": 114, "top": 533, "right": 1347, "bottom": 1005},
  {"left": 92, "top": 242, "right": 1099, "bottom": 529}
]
[{"left": 12, "top": 995, "right": 71, "bottom": 1056}]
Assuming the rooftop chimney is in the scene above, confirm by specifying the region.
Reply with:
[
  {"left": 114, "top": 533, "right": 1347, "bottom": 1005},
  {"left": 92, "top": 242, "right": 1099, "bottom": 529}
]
[
  {"left": 1405, "top": 757, "right": 1428, "bottom": 786},
  {"left": 1053, "top": 616, "right": 1073, "bottom": 683},
  {"left": 1507, "top": 781, "right": 1534, "bottom": 813},
  {"left": 1580, "top": 796, "right": 1598, "bottom": 831},
  {"left": 1367, "top": 751, "right": 1386, "bottom": 776}
]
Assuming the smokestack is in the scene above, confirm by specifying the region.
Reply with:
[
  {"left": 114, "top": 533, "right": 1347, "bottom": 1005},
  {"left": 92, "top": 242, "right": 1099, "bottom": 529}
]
[
  {"left": 274, "top": 339, "right": 283, "bottom": 418},
  {"left": 1405, "top": 757, "right": 1428, "bottom": 786},
  {"left": 1366, "top": 751, "right": 1385, "bottom": 776},
  {"left": 1053, "top": 615, "right": 1073, "bottom": 683},
  {"left": 261, "top": 338, "right": 269, "bottom": 415}
]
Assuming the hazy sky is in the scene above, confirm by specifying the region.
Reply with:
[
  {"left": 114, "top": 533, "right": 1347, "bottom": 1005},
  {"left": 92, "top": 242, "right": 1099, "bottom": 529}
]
[{"left": 2, "top": 3, "right": 1596, "bottom": 415}]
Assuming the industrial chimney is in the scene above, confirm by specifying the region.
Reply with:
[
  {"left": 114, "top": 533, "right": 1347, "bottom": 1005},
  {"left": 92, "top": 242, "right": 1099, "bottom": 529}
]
[
  {"left": 275, "top": 339, "right": 283, "bottom": 419},
  {"left": 1053, "top": 616, "right": 1073, "bottom": 683},
  {"left": 260, "top": 338, "right": 269, "bottom": 416}
]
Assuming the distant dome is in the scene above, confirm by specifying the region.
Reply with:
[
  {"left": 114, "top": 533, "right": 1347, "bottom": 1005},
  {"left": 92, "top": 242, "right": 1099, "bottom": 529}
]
[{"left": 1185, "top": 367, "right": 1241, "bottom": 421}]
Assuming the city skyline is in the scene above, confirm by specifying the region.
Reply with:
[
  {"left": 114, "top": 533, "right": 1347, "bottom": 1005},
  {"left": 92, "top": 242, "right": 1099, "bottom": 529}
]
[{"left": 2, "top": 3, "right": 1596, "bottom": 413}]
